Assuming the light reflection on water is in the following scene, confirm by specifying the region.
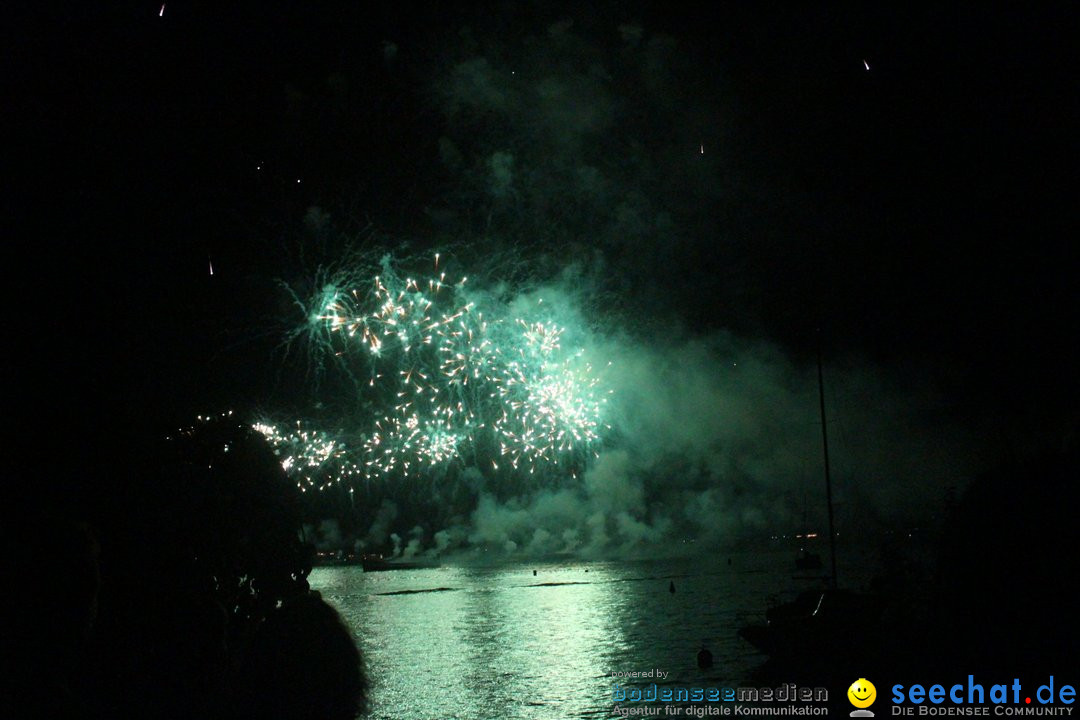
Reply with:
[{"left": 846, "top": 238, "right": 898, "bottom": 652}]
[{"left": 310, "top": 551, "right": 867, "bottom": 719}]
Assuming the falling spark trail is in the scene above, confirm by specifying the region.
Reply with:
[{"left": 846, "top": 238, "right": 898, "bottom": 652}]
[
  {"left": 863, "top": 59, "right": 870, "bottom": 71},
  {"left": 159, "top": 4, "right": 165, "bottom": 17}
]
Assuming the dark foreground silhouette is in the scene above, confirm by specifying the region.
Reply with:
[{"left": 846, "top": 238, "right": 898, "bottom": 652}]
[
  {"left": 3, "top": 416, "right": 368, "bottom": 719},
  {"left": 232, "top": 592, "right": 367, "bottom": 720},
  {"left": 1, "top": 516, "right": 100, "bottom": 719}
]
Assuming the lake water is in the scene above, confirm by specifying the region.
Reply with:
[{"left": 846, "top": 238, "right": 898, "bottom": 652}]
[{"left": 311, "top": 549, "right": 873, "bottom": 719}]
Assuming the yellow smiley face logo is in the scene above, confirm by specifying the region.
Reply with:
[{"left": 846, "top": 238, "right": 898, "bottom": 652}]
[{"left": 848, "top": 679, "right": 876, "bottom": 708}]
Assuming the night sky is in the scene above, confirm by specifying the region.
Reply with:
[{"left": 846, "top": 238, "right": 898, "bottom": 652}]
[{"left": 6, "top": 3, "right": 1077, "bottom": 534}]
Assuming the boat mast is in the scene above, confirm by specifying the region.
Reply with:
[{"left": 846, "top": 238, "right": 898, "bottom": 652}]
[{"left": 817, "top": 341, "right": 838, "bottom": 589}]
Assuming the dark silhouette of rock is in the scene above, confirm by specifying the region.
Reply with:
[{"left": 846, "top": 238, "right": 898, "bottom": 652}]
[
  {"left": 232, "top": 592, "right": 367, "bottom": 720},
  {"left": 0, "top": 514, "right": 100, "bottom": 719}
]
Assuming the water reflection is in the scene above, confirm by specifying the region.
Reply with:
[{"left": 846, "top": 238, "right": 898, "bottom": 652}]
[
  {"left": 315, "top": 564, "right": 627, "bottom": 719},
  {"left": 311, "top": 553, "right": 867, "bottom": 719}
]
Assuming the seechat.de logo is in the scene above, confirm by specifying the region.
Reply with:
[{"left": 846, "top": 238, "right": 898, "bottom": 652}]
[
  {"left": 891, "top": 676, "right": 1076, "bottom": 715},
  {"left": 849, "top": 679, "right": 878, "bottom": 717}
]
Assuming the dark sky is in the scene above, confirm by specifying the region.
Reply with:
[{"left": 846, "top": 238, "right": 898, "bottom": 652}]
[{"left": 5, "top": 2, "right": 1077, "bottom": 500}]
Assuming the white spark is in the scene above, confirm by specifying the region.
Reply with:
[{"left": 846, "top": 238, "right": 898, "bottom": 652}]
[{"left": 863, "top": 59, "right": 870, "bottom": 71}]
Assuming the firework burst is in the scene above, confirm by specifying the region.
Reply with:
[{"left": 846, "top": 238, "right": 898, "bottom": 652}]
[{"left": 258, "top": 252, "right": 611, "bottom": 490}]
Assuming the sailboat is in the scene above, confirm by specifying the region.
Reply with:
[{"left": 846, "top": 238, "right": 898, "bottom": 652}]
[{"left": 738, "top": 344, "right": 880, "bottom": 657}]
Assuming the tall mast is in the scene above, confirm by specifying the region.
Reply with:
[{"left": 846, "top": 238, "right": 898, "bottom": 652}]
[{"left": 817, "top": 341, "right": 838, "bottom": 589}]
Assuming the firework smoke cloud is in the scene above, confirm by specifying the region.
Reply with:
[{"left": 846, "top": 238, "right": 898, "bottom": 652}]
[{"left": 249, "top": 19, "right": 977, "bottom": 559}]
